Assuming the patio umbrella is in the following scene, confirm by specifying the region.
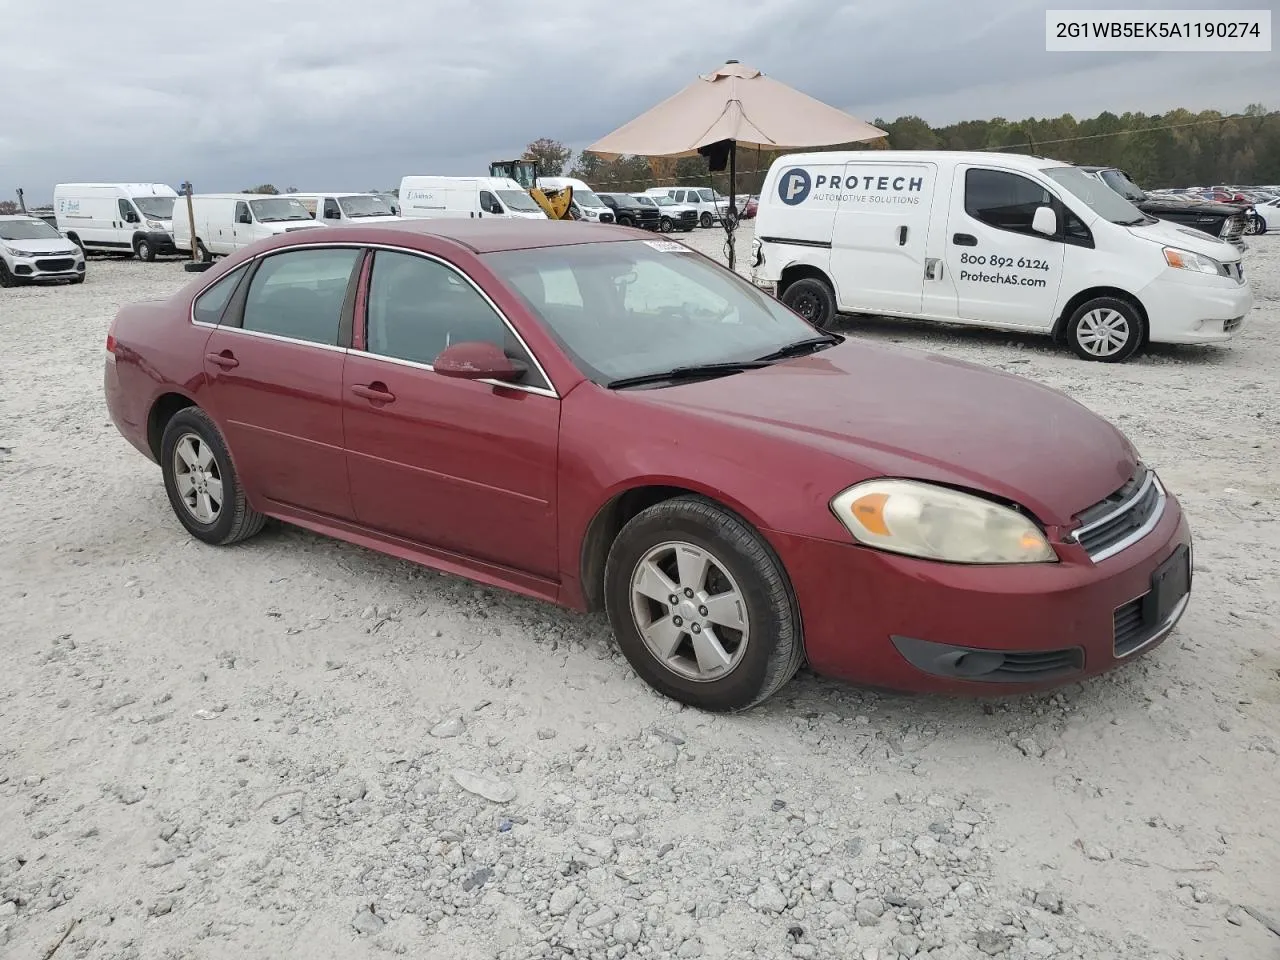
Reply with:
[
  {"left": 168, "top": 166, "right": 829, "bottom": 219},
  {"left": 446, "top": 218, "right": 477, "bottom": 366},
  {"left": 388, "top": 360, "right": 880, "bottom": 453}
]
[{"left": 585, "top": 60, "right": 886, "bottom": 270}]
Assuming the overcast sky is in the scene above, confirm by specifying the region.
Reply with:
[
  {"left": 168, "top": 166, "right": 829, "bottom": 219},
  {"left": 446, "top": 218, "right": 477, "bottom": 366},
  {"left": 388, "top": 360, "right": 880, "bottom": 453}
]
[{"left": 3, "top": 0, "right": 1275, "bottom": 203}]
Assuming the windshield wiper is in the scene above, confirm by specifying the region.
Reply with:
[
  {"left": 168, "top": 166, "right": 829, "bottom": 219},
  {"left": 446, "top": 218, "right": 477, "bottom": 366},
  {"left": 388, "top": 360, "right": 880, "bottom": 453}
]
[
  {"left": 607, "top": 360, "right": 771, "bottom": 390},
  {"left": 753, "top": 335, "right": 839, "bottom": 362}
]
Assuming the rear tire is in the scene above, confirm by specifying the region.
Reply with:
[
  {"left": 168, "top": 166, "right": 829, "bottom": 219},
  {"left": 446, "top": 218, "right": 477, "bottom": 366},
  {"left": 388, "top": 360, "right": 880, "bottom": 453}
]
[
  {"left": 1065, "top": 296, "right": 1144, "bottom": 363},
  {"left": 195, "top": 239, "right": 212, "bottom": 263},
  {"left": 603, "top": 495, "right": 803, "bottom": 712},
  {"left": 781, "top": 276, "right": 838, "bottom": 331},
  {"left": 160, "top": 407, "right": 266, "bottom": 546},
  {"left": 699, "top": 212, "right": 714, "bottom": 228},
  {"left": 135, "top": 238, "right": 156, "bottom": 262}
]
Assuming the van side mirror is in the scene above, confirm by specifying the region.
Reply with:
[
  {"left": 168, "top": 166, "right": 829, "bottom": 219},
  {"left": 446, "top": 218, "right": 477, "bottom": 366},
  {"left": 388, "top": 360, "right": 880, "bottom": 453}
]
[{"left": 1032, "top": 206, "right": 1057, "bottom": 237}]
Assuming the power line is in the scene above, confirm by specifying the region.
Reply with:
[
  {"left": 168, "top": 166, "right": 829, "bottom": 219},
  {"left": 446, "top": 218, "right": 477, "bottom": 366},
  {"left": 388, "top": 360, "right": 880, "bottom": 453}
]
[{"left": 990, "top": 111, "right": 1271, "bottom": 151}]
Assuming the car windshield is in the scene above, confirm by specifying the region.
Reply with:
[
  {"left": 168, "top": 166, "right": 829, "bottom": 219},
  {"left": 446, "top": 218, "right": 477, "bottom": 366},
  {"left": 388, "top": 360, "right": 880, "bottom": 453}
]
[
  {"left": 1042, "top": 167, "right": 1148, "bottom": 225},
  {"left": 0, "top": 219, "right": 63, "bottom": 241},
  {"left": 338, "top": 195, "right": 396, "bottom": 218},
  {"left": 633, "top": 196, "right": 656, "bottom": 207},
  {"left": 133, "top": 196, "right": 175, "bottom": 219},
  {"left": 485, "top": 239, "right": 827, "bottom": 386},
  {"left": 651, "top": 197, "right": 675, "bottom": 206},
  {"left": 250, "top": 197, "right": 313, "bottom": 222},
  {"left": 497, "top": 190, "right": 541, "bottom": 212},
  {"left": 1095, "top": 169, "right": 1146, "bottom": 202},
  {"left": 573, "top": 189, "right": 605, "bottom": 208}
]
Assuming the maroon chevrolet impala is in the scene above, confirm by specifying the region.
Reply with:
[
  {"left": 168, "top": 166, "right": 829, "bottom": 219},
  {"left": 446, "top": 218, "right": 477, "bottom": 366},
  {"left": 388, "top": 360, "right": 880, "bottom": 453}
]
[{"left": 104, "top": 220, "right": 1192, "bottom": 711}]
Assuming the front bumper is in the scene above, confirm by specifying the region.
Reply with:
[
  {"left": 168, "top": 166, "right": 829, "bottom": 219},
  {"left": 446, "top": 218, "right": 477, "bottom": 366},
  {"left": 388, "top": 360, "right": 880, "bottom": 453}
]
[
  {"left": 139, "top": 230, "right": 177, "bottom": 254},
  {"left": 6, "top": 253, "right": 85, "bottom": 280},
  {"left": 765, "top": 493, "right": 1192, "bottom": 695},
  {"left": 1140, "top": 273, "right": 1253, "bottom": 344}
]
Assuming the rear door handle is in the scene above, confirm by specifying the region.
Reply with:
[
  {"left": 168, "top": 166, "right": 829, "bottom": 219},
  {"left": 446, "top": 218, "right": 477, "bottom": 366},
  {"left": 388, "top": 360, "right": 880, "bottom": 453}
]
[
  {"left": 898, "top": 225, "right": 908, "bottom": 246},
  {"left": 205, "top": 350, "right": 238, "bottom": 369},
  {"left": 952, "top": 233, "right": 978, "bottom": 246},
  {"left": 351, "top": 382, "right": 395, "bottom": 403}
]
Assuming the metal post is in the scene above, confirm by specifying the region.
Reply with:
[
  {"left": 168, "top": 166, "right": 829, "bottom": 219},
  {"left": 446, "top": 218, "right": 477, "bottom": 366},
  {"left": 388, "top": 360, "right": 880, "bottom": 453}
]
[
  {"left": 727, "top": 141, "right": 737, "bottom": 273},
  {"left": 16, "top": 189, "right": 26, "bottom": 214},
  {"left": 182, "top": 182, "right": 197, "bottom": 262}
]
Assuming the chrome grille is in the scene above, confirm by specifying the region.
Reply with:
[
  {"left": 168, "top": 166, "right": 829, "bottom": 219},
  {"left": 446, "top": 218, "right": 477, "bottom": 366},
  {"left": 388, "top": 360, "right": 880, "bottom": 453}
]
[
  {"left": 1070, "top": 466, "right": 1166, "bottom": 562},
  {"left": 1220, "top": 215, "right": 1246, "bottom": 241},
  {"left": 1224, "top": 316, "right": 1244, "bottom": 332}
]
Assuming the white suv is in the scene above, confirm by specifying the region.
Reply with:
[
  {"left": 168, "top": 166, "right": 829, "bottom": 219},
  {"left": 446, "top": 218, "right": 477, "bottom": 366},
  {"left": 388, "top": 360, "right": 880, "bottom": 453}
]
[{"left": 0, "top": 215, "right": 86, "bottom": 287}]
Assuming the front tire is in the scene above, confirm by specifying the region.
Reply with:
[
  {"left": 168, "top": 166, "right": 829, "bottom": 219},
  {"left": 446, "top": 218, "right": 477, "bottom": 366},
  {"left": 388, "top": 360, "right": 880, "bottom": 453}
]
[
  {"left": 135, "top": 238, "right": 156, "bottom": 262},
  {"left": 195, "top": 239, "right": 212, "bottom": 263},
  {"left": 659, "top": 216, "right": 674, "bottom": 233},
  {"left": 160, "top": 407, "right": 266, "bottom": 546},
  {"left": 617, "top": 215, "right": 634, "bottom": 228},
  {"left": 0, "top": 261, "right": 18, "bottom": 288},
  {"left": 603, "top": 496, "right": 803, "bottom": 712},
  {"left": 1245, "top": 214, "right": 1266, "bottom": 236},
  {"left": 781, "top": 276, "right": 838, "bottom": 331},
  {"left": 1066, "top": 296, "right": 1144, "bottom": 363},
  {"left": 699, "top": 212, "right": 714, "bottom": 228}
]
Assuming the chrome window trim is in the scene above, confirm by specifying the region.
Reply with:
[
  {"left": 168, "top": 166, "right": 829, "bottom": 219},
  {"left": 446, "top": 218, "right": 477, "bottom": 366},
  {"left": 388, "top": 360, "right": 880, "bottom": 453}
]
[
  {"left": 1070, "top": 472, "right": 1166, "bottom": 563},
  {"left": 186, "top": 241, "right": 560, "bottom": 399}
]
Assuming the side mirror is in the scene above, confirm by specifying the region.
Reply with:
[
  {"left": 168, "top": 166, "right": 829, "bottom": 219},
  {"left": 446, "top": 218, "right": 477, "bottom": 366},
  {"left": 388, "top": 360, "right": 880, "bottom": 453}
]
[
  {"left": 433, "top": 341, "right": 523, "bottom": 383},
  {"left": 1032, "top": 205, "right": 1057, "bottom": 237}
]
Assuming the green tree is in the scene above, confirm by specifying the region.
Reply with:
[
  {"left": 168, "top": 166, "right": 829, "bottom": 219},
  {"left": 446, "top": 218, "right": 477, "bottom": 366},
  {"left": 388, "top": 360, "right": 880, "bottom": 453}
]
[
  {"left": 242, "top": 184, "right": 279, "bottom": 195},
  {"left": 524, "top": 138, "right": 573, "bottom": 176}
]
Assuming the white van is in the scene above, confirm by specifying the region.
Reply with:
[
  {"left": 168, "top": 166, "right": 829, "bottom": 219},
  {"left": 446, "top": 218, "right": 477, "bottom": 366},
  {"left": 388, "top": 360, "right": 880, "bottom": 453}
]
[
  {"left": 172, "top": 194, "right": 325, "bottom": 261},
  {"left": 751, "top": 151, "right": 1253, "bottom": 362},
  {"left": 289, "top": 192, "right": 401, "bottom": 225},
  {"left": 646, "top": 186, "right": 723, "bottom": 227},
  {"left": 53, "top": 183, "right": 179, "bottom": 261},
  {"left": 397, "top": 176, "right": 548, "bottom": 220},
  {"left": 535, "top": 177, "right": 614, "bottom": 223}
]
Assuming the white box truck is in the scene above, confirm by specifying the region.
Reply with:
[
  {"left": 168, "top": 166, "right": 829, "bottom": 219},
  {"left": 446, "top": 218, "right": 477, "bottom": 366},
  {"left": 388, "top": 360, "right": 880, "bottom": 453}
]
[
  {"left": 53, "top": 183, "right": 179, "bottom": 261},
  {"left": 289, "top": 192, "right": 401, "bottom": 224},
  {"left": 750, "top": 151, "right": 1253, "bottom": 362},
  {"left": 172, "top": 194, "right": 326, "bottom": 261},
  {"left": 397, "top": 176, "right": 548, "bottom": 220}
]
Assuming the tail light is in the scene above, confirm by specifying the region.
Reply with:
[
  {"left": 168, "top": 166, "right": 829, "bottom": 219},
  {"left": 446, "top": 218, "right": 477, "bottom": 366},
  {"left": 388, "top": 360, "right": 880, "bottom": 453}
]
[{"left": 106, "top": 316, "right": 119, "bottom": 361}]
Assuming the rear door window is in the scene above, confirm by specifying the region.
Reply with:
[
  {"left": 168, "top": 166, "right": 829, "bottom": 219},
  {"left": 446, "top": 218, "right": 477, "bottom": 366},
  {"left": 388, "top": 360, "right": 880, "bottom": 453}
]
[
  {"left": 192, "top": 265, "right": 249, "bottom": 326},
  {"left": 239, "top": 248, "right": 362, "bottom": 345}
]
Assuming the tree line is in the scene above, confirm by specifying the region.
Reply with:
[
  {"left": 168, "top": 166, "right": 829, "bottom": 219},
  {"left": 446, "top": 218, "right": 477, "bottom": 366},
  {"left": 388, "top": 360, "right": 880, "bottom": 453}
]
[{"left": 519, "top": 103, "right": 1279, "bottom": 196}]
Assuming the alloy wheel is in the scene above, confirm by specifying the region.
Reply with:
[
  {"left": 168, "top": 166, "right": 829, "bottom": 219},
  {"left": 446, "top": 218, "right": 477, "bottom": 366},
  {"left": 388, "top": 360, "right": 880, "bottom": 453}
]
[
  {"left": 629, "top": 541, "right": 749, "bottom": 682},
  {"left": 172, "top": 432, "right": 224, "bottom": 524}
]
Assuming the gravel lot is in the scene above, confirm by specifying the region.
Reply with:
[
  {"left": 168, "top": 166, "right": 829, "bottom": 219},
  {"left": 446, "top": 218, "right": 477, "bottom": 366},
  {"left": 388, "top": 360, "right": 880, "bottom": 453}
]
[{"left": 1, "top": 225, "right": 1278, "bottom": 960}]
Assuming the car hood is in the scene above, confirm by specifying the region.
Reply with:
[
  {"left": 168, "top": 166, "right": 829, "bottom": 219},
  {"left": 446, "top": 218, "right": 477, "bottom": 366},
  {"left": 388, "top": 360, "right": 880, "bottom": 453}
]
[
  {"left": 1138, "top": 196, "right": 1245, "bottom": 217},
  {"left": 2, "top": 237, "right": 78, "bottom": 254},
  {"left": 1124, "top": 216, "right": 1240, "bottom": 259},
  {"left": 629, "top": 341, "right": 1138, "bottom": 527}
]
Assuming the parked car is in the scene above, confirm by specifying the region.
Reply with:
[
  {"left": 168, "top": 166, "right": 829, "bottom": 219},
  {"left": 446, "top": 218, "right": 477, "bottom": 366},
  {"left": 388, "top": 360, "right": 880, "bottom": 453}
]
[
  {"left": 1255, "top": 198, "right": 1280, "bottom": 232},
  {"left": 105, "top": 219, "right": 1193, "bottom": 710},
  {"left": 289, "top": 192, "right": 401, "bottom": 225},
  {"left": 173, "top": 194, "right": 326, "bottom": 262},
  {"left": 0, "top": 214, "right": 86, "bottom": 286},
  {"left": 1080, "top": 166, "right": 1250, "bottom": 248},
  {"left": 752, "top": 151, "right": 1251, "bottom": 362},
  {"left": 598, "top": 193, "right": 660, "bottom": 229},
  {"left": 741, "top": 195, "right": 759, "bottom": 219},
  {"left": 646, "top": 187, "right": 722, "bottom": 227},
  {"left": 54, "top": 183, "right": 179, "bottom": 261},
  {"left": 635, "top": 194, "right": 696, "bottom": 232},
  {"left": 398, "top": 176, "right": 548, "bottom": 220}
]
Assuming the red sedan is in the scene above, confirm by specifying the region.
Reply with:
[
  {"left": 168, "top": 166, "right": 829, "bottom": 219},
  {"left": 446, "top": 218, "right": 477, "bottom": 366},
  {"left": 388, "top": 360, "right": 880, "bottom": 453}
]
[{"left": 105, "top": 221, "right": 1192, "bottom": 711}]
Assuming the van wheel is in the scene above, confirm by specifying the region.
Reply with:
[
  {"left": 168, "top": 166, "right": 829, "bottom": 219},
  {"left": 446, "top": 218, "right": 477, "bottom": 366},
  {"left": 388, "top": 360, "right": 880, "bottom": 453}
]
[
  {"left": 781, "top": 277, "right": 838, "bottom": 331},
  {"left": 135, "top": 238, "right": 156, "bottom": 262},
  {"left": 699, "top": 212, "right": 714, "bottom": 228},
  {"left": 603, "top": 495, "right": 803, "bottom": 712},
  {"left": 659, "top": 216, "right": 674, "bottom": 233},
  {"left": 195, "top": 240, "right": 212, "bottom": 263},
  {"left": 1066, "top": 297, "right": 1144, "bottom": 363},
  {"left": 67, "top": 234, "right": 84, "bottom": 254}
]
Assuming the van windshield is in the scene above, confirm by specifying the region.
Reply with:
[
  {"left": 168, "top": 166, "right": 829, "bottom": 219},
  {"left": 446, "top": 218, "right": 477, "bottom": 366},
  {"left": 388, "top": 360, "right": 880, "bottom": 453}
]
[
  {"left": 697, "top": 189, "right": 714, "bottom": 202},
  {"left": 573, "top": 190, "right": 605, "bottom": 208},
  {"left": 338, "top": 195, "right": 396, "bottom": 218},
  {"left": 250, "top": 197, "right": 314, "bottom": 222},
  {"left": 133, "top": 197, "right": 175, "bottom": 219},
  {"left": 633, "top": 196, "right": 657, "bottom": 207},
  {"left": 0, "top": 219, "right": 62, "bottom": 241},
  {"left": 1042, "top": 167, "right": 1149, "bottom": 226},
  {"left": 497, "top": 190, "right": 541, "bottom": 212}
]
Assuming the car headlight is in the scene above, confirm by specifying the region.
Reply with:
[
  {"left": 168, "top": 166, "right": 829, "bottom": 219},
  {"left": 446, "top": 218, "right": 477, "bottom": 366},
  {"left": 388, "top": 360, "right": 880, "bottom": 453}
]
[
  {"left": 1163, "top": 247, "right": 1220, "bottom": 275},
  {"left": 146, "top": 219, "right": 166, "bottom": 230},
  {"left": 750, "top": 237, "right": 763, "bottom": 267},
  {"left": 829, "top": 479, "right": 1057, "bottom": 564}
]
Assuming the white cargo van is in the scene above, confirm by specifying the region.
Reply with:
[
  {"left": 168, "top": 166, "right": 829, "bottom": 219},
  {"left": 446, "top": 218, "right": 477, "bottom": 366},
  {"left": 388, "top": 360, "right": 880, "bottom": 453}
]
[
  {"left": 535, "top": 177, "right": 615, "bottom": 223},
  {"left": 53, "top": 183, "right": 179, "bottom": 261},
  {"left": 172, "top": 194, "right": 326, "bottom": 261},
  {"left": 289, "top": 192, "right": 401, "bottom": 224},
  {"left": 751, "top": 151, "right": 1253, "bottom": 362},
  {"left": 397, "top": 176, "right": 548, "bottom": 220}
]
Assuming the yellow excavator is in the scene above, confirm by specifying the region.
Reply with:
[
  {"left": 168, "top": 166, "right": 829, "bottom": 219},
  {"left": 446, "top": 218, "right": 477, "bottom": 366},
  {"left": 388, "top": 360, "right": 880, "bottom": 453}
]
[{"left": 489, "top": 159, "right": 577, "bottom": 220}]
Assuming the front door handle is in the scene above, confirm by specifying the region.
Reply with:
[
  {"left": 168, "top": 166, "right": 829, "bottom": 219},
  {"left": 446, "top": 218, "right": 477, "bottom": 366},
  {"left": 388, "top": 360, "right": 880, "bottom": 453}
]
[
  {"left": 351, "top": 382, "right": 395, "bottom": 403},
  {"left": 952, "top": 233, "right": 978, "bottom": 246},
  {"left": 205, "top": 350, "right": 238, "bottom": 369},
  {"left": 898, "top": 225, "right": 908, "bottom": 246}
]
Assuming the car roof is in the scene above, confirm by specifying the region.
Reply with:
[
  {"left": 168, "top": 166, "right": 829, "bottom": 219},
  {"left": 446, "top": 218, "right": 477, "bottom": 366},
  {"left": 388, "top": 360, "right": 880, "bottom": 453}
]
[
  {"left": 0, "top": 215, "right": 47, "bottom": 222},
  {"left": 264, "top": 218, "right": 637, "bottom": 254}
]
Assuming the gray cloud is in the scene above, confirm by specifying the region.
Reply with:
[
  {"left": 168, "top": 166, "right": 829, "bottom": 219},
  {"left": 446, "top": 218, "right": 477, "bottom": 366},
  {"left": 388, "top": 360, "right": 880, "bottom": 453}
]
[{"left": 3, "top": 0, "right": 1274, "bottom": 203}]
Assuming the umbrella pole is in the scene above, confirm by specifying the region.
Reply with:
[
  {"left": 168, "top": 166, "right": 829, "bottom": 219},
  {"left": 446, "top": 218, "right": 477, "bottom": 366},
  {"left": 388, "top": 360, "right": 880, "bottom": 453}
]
[{"left": 727, "top": 140, "right": 736, "bottom": 273}]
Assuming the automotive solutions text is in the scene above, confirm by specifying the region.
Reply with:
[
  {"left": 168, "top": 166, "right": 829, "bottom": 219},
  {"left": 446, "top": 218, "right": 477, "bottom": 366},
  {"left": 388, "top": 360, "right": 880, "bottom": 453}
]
[{"left": 811, "top": 174, "right": 924, "bottom": 205}]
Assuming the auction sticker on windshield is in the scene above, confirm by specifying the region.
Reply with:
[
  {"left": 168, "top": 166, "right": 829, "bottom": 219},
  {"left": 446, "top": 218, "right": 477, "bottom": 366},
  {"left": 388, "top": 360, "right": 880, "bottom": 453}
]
[{"left": 643, "top": 240, "right": 693, "bottom": 253}]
